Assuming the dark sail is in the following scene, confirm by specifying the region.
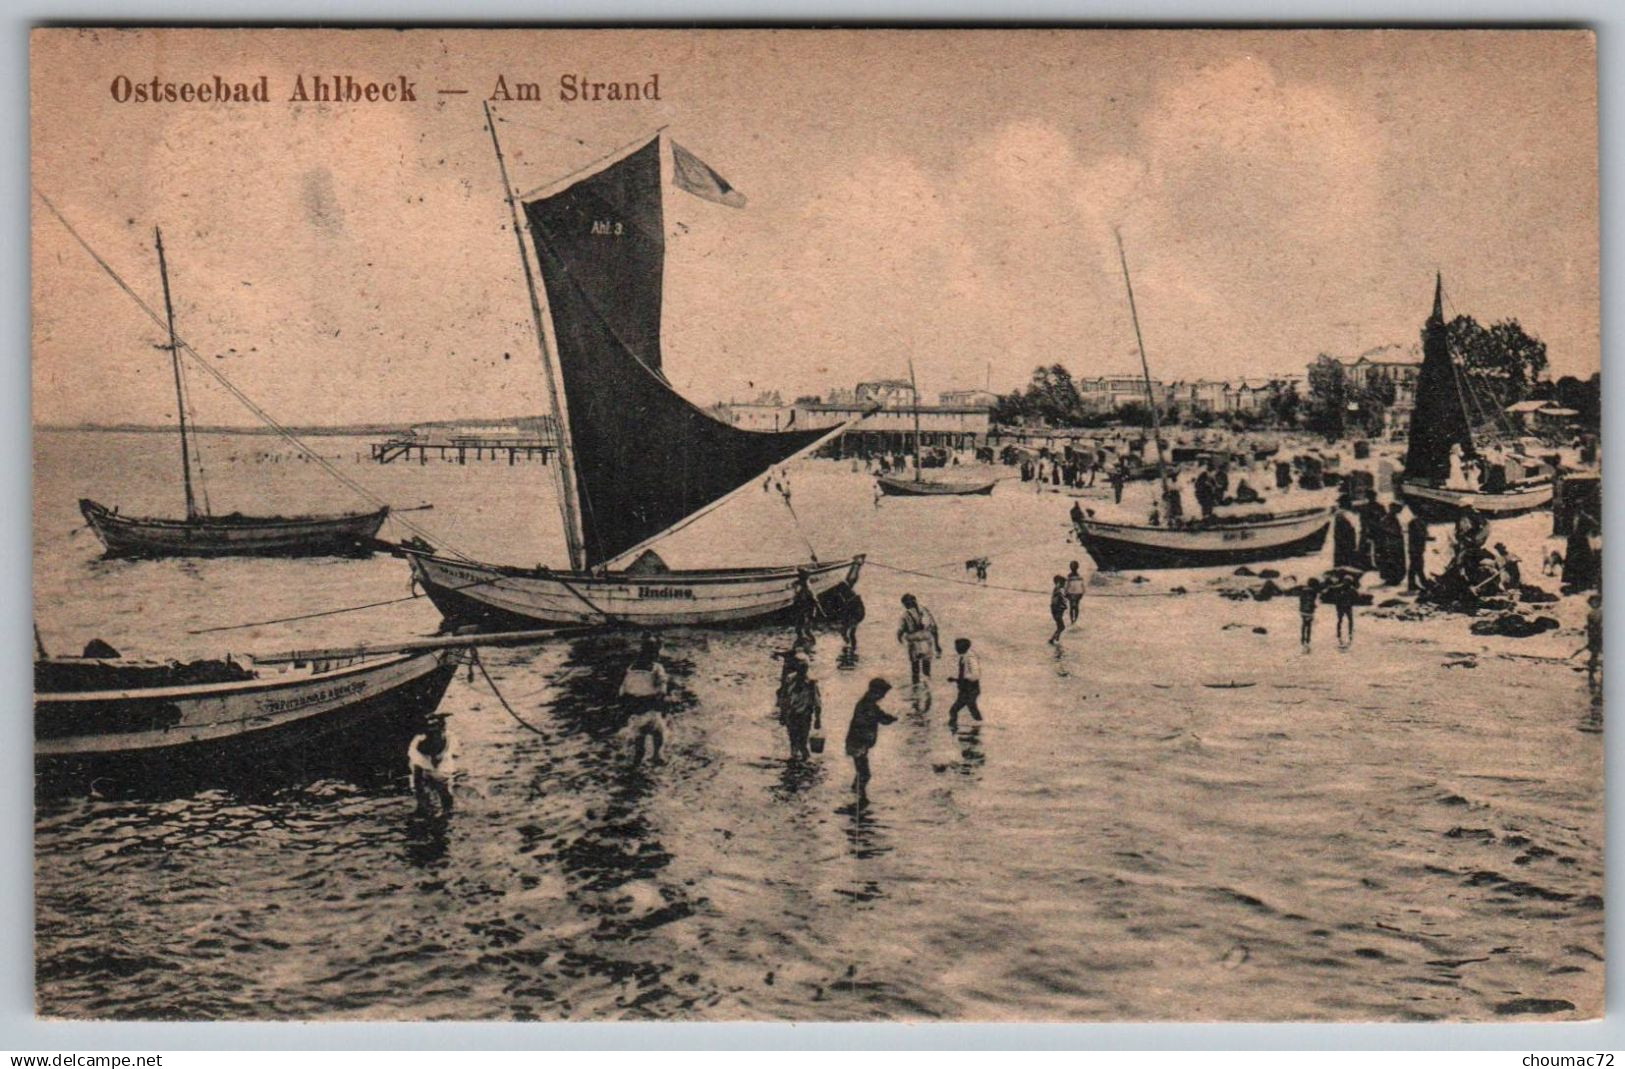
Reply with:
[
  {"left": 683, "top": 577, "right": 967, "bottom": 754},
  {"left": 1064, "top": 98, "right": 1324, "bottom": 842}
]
[
  {"left": 524, "top": 137, "right": 830, "bottom": 568},
  {"left": 1403, "top": 274, "right": 1475, "bottom": 484}
]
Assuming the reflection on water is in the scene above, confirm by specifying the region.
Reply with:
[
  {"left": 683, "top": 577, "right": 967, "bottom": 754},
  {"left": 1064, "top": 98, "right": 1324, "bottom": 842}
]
[{"left": 34, "top": 431, "right": 1602, "bottom": 1020}]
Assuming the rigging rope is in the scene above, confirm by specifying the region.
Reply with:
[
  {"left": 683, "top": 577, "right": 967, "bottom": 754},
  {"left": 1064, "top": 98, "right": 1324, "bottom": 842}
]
[
  {"left": 866, "top": 558, "right": 1188, "bottom": 598},
  {"left": 186, "top": 591, "right": 426, "bottom": 635},
  {"left": 470, "top": 649, "right": 551, "bottom": 736},
  {"left": 34, "top": 188, "right": 478, "bottom": 562}
]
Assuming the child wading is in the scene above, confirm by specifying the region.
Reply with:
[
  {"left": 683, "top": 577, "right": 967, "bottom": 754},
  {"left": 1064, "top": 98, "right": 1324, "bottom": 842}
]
[
  {"left": 896, "top": 593, "right": 941, "bottom": 689},
  {"left": 1048, "top": 576, "right": 1067, "bottom": 644},
  {"left": 407, "top": 713, "right": 457, "bottom": 817},
  {"left": 845, "top": 677, "right": 897, "bottom": 807},
  {"left": 947, "top": 637, "right": 983, "bottom": 732},
  {"left": 1064, "top": 561, "right": 1086, "bottom": 625}
]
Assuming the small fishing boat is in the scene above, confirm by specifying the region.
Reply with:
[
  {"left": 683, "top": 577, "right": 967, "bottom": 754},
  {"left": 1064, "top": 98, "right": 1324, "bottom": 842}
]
[
  {"left": 404, "top": 108, "right": 865, "bottom": 629},
  {"left": 79, "top": 498, "right": 388, "bottom": 559},
  {"left": 33, "top": 628, "right": 576, "bottom": 795},
  {"left": 35, "top": 643, "right": 462, "bottom": 795},
  {"left": 1075, "top": 506, "right": 1335, "bottom": 570},
  {"left": 73, "top": 226, "right": 390, "bottom": 559},
  {"left": 1397, "top": 275, "right": 1555, "bottom": 522},
  {"left": 875, "top": 361, "right": 997, "bottom": 498},
  {"left": 1071, "top": 232, "right": 1334, "bottom": 571},
  {"left": 877, "top": 475, "right": 995, "bottom": 497}
]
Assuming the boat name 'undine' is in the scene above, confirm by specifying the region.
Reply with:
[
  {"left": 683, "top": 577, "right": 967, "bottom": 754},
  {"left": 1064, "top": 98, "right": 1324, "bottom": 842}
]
[{"left": 637, "top": 586, "right": 695, "bottom": 600}]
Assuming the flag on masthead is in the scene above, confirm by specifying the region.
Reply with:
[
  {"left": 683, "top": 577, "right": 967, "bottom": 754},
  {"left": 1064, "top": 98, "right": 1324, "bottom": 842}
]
[{"left": 672, "top": 141, "right": 747, "bottom": 208}]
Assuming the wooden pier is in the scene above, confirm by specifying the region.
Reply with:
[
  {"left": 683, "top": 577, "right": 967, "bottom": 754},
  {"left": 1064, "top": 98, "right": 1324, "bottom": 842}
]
[{"left": 371, "top": 433, "right": 556, "bottom": 466}]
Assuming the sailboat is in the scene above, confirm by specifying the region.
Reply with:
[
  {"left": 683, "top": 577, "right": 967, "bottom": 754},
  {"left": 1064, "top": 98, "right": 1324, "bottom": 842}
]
[
  {"left": 1396, "top": 275, "right": 1555, "bottom": 521},
  {"left": 1072, "top": 233, "right": 1334, "bottom": 570},
  {"left": 876, "top": 360, "right": 997, "bottom": 497},
  {"left": 400, "top": 109, "right": 864, "bottom": 628},
  {"left": 77, "top": 228, "right": 390, "bottom": 558}
]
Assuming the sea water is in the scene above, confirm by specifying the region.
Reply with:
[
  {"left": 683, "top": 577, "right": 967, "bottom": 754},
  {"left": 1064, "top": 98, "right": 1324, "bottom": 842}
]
[{"left": 33, "top": 430, "right": 1602, "bottom": 1020}]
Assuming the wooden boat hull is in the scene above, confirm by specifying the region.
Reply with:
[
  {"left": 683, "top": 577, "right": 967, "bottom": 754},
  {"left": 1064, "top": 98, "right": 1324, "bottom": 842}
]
[
  {"left": 79, "top": 498, "right": 389, "bottom": 559},
  {"left": 1396, "top": 478, "right": 1554, "bottom": 522},
  {"left": 405, "top": 550, "right": 865, "bottom": 629},
  {"left": 1075, "top": 507, "right": 1335, "bottom": 570},
  {"left": 36, "top": 649, "right": 459, "bottom": 795},
  {"left": 877, "top": 475, "right": 996, "bottom": 497}
]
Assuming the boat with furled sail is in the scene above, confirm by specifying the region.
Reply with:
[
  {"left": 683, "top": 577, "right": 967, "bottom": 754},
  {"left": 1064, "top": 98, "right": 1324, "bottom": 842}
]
[
  {"left": 70, "top": 226, "right": 389, "bottom": 558},
  {"left": 401, "top": 107, "right": 865, "bottom": 628},
  {"left": 876, "top": 360, "right": 997, "bottom": 497},
  {"left": 1397, "top": 275, "right": 1555, "bottom": 521},
  {"left": 1072, "top": 232, "right": 1333, "bottom": 570}
]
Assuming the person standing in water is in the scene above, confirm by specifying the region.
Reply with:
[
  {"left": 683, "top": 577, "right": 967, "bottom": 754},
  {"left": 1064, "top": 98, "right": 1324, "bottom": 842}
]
[
  {"left": 1048, "top": 575, "right": 1068, "bottom": 645},
  {"left": 777, "top": 647, "right": 821, "bottom": 761},
  {"left": 845, "top": 677, "right": 897, "bottom": 808},
  {"left": 1064, "top": 561, "right": 1086, "bottom": 625},
  {"left": 408, "top": 713, "right": 457, "bottom": 816},
  {"left": 896, "top": 593, "right": 941, "bottom": 689},
  {"left": 620, "top": 632, "right": 670, "bottom": 768},
  {"left": 946, "top": 637, "right": 983, "bottom": 732}
]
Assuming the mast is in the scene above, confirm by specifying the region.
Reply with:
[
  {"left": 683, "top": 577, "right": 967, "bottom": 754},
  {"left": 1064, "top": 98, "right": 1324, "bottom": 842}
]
[
  {"left": 485, "top": 101, "right": 587, "bottom": 572},
  {"left": 155, "top": 227, "right": 200, "bottom": 522},
  {"left": 1114, "top": 229, "right": 1172, "bottom": 500},
  {"left": 907, "top": 358, "right": 923, "bottom": 481}
]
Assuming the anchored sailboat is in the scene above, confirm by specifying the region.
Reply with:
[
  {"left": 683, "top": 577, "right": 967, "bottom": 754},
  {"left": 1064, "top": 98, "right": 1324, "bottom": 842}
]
[
  {"left": 876, "top": 359, "right": 996, "bottom": 497},
  {"left": 1397, "top": 275, "right": 1555, "bottom": 521},
  {"left": 1072, "top": 232, "right": 1334, "bottom": 569},
  {"left": 75, "top": 227, "right": 389, "bottom": 558},
  {"left": 402, "top": 109, "right": 864, "bottom": 628}
]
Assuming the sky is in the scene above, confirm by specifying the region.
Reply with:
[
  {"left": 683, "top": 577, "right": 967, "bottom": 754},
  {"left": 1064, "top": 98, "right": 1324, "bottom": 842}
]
[{"left": 31, "top": 29, "right": 1599, "bottom": 426}]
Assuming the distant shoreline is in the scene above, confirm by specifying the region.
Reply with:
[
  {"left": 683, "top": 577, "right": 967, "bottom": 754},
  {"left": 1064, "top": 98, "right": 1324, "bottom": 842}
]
[{"left": 35, "top": 417, "right": 546, "bottom": 438}]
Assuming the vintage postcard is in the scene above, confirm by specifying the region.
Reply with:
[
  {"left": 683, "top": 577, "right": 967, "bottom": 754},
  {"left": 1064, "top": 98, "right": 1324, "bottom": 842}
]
[{"left": 31, "top": 28, "right": 1600, "bottom": 1021}]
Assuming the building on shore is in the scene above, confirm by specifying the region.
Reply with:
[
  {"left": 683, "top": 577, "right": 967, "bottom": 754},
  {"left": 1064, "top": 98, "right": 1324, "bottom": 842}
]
[{"left": 714, "top": 382, "right": 994, "bottom": 455}]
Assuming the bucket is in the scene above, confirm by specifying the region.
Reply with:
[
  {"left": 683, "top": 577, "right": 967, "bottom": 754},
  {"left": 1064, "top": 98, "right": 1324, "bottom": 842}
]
[{"left": 808, "top": 728, "right": 826, "bottom": 754}]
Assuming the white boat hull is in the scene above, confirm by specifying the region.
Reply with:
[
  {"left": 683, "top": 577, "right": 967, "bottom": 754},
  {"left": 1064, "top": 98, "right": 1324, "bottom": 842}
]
[
  {"left": 406, "top": 551, "right": 865, "bottom": 628},
  {"left": 1398, "top": 478, "right": 1554, "bottom": 521},
  {"left": 1075, "top": 507, "right": 1335, "bottom": 570}
]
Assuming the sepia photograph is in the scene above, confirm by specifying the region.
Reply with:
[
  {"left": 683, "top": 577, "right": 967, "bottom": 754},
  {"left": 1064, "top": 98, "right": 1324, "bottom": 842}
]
[{"left": 29, "top": 27, "right": 1602, "bottom": 1023}]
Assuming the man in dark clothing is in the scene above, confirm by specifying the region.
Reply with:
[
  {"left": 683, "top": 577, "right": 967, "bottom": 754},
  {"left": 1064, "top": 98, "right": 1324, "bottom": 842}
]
[
  {"left": 1070, "top": 501, "right": 1085, "bottom": 529},
  {"left": 1377, "top": 503, "right": 1407, "bottom": 586},
  {"left": 845, "top": 678, "right": 897, "bottom": 807},
  {"left": 1194, "top": 468, "right": 1216, "bottom": 521},
  {"left": 1333, "top": 498, "right": 1362, "bottom": 570},
  {"left": 1109, "top": 467, "right": 1126, "bottom": 504},
  {"left": 1406, "top": 513, "right": 1432, "bottom": 592}
]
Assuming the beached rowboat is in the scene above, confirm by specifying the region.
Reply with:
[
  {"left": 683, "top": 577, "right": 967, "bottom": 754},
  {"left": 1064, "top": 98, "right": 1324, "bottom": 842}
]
[
  {"left": 876, "top": 475, "right": 995, "bottom": 497},
  {"left": 1074, "top": 506, "right": 1335, "bottom": 571},
  {"left": 1395, "top": 478, "right": 1554, "bottom": 523}
]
